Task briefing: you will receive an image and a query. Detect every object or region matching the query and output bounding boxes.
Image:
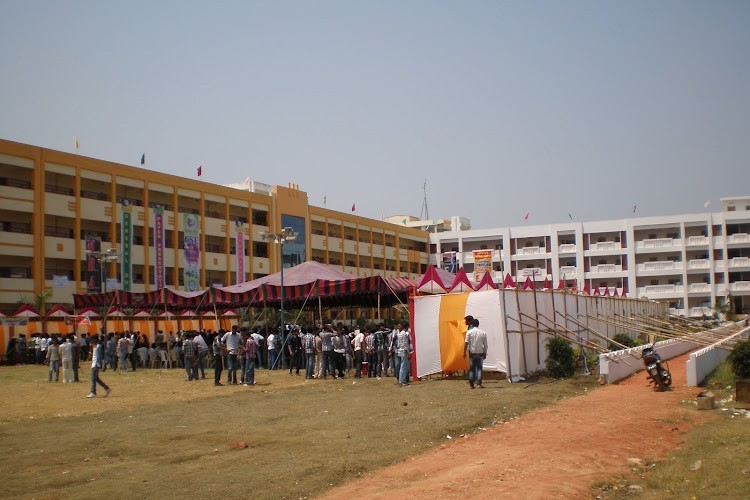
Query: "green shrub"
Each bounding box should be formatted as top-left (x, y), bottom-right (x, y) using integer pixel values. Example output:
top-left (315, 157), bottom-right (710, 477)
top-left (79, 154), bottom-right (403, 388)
top-left (608, 333), bottom-right (638, 351)
top-left (546, 337), bottom-right (575, 378)
top-left (729, 340), bottom-right (750, 380)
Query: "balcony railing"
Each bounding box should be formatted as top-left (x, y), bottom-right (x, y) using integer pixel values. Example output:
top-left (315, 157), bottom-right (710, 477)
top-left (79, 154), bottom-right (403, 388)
top-left (729, 281), bottom-right (750, 292)
top-left (728, 233), bottom-right (750, 244)
top-left (637, 261), bottom-right (683, 272)
top-left (518, 246), bottom-right (544, 255)
top-left (590, 264), bottom-right (621, 273)
top-left (590, 241), bottom-right (617, 251)
top-left (637, 238), bottom-right (676, 249)
top-left (687, 259), bottom-right (710, 270)
top-left (728, 257), bottom-right (750, 269)
top-left (638, 284), bottom-right (685, 296)
top-left (686, 236), bottom-right (709, 246)
top-left (689, 307), bottom-right (711, 317)
top-left (519, 267), bottom-right (545, 277)
top-left (558, 244), bottom-right (577, 254)
top-left (688, 283), bottom-right (711, 293)
top-left (560, 265), bottom-right (577, 276)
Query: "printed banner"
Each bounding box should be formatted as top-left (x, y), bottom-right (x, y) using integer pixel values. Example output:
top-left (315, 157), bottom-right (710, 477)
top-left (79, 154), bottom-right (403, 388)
top-left (85, 235), bottom-right (102, 293)
top-left (235, 221), bottom-right (245, 284)
top-left (442, 251), bottom-right (458, 274)
top-left (153, 206), bottom-right (165, 290)
top-left (472, 249), bottom-right (493, 282)
top-left (183, 213), bottom-right (201, 292)
top-left (121, 202), bottom-right (133, 291)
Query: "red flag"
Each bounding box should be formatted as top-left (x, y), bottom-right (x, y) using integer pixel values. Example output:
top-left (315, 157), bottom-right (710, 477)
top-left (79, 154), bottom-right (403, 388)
top-left (603, 286), bottom-right (611, 297)
top-left (522, 276), bottom-right (534, 290)
top-left (542, 277), bottom-right (551, 290)
top-left (351, 203), bottom-right (356, 212)
top-left (197, 165), bottom-right (202, 176)
top-left (524, 212), bottom-right (529, 220)
top-left (582, 282), bottom-right (591, 295)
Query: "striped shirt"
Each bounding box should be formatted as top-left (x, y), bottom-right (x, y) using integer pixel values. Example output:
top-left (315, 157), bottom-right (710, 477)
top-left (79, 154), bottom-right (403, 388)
top-left (183, 340), bottom-right (197, 359)
top-left (395, 330), bottom-right (411, 355)
top-left (364, 334), bottom-right (375, 352)
top-left (302, 333), bottom-right (315, 354)
top-left (244, 338), bottom-right (258, 360)
top-left (319, 331), bottom-right (334, 351)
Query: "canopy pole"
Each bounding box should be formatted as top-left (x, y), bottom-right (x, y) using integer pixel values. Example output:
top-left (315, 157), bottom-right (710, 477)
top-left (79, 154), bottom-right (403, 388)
top-left (514, 286), bottom-right (528, 375)
top-left (500, 288), bottom-right (513, 382)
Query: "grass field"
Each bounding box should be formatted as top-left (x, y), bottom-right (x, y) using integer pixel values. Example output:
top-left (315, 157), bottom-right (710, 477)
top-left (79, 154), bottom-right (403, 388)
top-left (593, 362), bottom-right (750, 499)
top-left (0, 364), bottom-right (599, 499)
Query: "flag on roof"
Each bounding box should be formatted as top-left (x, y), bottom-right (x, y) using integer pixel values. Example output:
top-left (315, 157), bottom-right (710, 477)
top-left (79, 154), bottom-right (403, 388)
top-left (351, 203), bottom-right (356, 212)
top-left (141, 153), bottom-right (145, 165)
top-left (197, 165), bottom-right (202, 177)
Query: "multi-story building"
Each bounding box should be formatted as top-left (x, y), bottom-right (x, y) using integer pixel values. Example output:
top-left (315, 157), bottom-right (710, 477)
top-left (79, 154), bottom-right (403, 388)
top-left (430, 198), bottom-right (750, 316)
top-left (0, 139), bottom-right (429, 314)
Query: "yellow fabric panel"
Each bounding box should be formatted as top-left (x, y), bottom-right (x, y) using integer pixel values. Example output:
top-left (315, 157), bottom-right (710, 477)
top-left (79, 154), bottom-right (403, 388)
top-left (0, 325), bottom-right (7, 355)
top-left (202, 318), bottom-right (217, 331)
top-left (438, 293), bottom-right (470, 371)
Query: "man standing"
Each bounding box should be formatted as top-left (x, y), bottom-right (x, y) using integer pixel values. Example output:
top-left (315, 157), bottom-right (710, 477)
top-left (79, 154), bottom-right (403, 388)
top-left (352, 328), bottom-right (365, 378)
top-left (86, 335), bottom-right (111, 398)
top-left (251, 329), bottom-right (265, 369)
top-left (242, 333), bottom-right (258, 386)
top-left (60, 336), bottom-right (74, 383)
top-left (117, 333), bottom-right (130, 372)
top-left (313, 328), bottom-right (323, 379)
top-left (331, 329), bottom-right (347, 379)
top-left (221, 325), bottom-right (242, 383)
top-left (395, 322), bottom-right (413, 386)
top-left (463, 317), bottom-right (488, 389)
top-left (364, 328), bottom-right (376, 378)
top-left (287, 327), bottom-right (302, 376)
top-left (183, 333), bottom-right (198, 381)
top-left (193, 331), bottom-right (209, 380)
top-left (301, 327), bottom-right (316, 379)
top-left (267, 329), bottom-right (278, 371)
top-left (212, 332), bottom-right (224, 386)
top-left (319, 324), bottom-right (335, 379)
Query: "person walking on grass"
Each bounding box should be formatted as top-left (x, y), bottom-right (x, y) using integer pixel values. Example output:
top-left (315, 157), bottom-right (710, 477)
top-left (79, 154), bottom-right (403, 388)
top-left (87, 336), bottom-right (111, 398)
top-left (212, 332), bottom-right (225, 386)
top-left (222, 325), bottom-right (242, 383)
top-left (46, 338), bottom-right (60, 382)
top-left (463, 317), bottom-right (488, 389)
top-left (395, 322), bottom-right (413, 386)
top-left (60, 336), bottom-right (74, 383)
top-left (243, 333), bottom-right (258, 386)
top-left (183, 333), bottom-right (198, 381)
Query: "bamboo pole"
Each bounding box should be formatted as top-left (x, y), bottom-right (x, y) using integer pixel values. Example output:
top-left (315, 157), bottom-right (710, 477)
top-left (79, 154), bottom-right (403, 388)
top-left (514, 286), bottom-right (528, 375)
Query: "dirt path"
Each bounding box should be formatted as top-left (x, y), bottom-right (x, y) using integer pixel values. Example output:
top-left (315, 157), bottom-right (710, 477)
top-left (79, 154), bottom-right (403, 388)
top-left (324, 353), bottom-right (711, 499)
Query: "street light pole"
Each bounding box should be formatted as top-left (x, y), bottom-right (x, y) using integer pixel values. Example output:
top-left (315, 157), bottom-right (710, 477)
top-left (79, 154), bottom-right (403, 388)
top-left (86, 247), bottom-right (119, 334)
top-left (260, 227), bottom-right (298, 369)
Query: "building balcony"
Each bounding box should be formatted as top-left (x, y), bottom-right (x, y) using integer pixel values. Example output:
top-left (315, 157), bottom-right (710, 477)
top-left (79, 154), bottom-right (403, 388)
top-left (688, 283), bottom-right (711, 293)
top-left (686, 236), bottom-right (710, 246)
top-left (636, 238), bottom-right (680, 251)
top-left (689, 307), bottom-right (712, 317)
top-left (558, 244), bottom-right (577, 254)
top-left (517, 246), bottom-right (544, 256)
top-left (728, 256), bottom-right (750, 269)
top-left (669, 308), bottom-right (687, 316)
top-left (637, 284), bottom-right (685, 297)
top-left (589, 264), bottom-right (622, 274)
top-left (728, 233), bottom-right (750, 245)
top-left (636, 261), bottom-right (683, 273)
top-left (518, 267), bottom-right (545, 277)
top-left (687, 259), bottom-right (710, 270)
top-left (462, 249), bottom-right (502, 264)
top-left (589, 241), bottom-right (618, 251)
top-left (559, 265), bottom-right (577, 277)
top-left (729, 281), bottom-right (750, 293)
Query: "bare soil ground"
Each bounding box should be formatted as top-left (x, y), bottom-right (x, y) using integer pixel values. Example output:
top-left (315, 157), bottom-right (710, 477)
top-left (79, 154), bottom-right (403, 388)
top-left (324, 353), bottom-right (710, 499)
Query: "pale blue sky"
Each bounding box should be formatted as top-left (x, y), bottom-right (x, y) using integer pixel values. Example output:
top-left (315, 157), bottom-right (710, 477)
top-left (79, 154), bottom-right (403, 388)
top-left (1, 1), bottom-right (749, 228)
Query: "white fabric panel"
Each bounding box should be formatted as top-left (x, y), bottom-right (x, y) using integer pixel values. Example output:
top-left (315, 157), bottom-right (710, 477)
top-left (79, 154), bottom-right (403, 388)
top-left (500, 290), bottom-right (525, 377)
top-left (517, 291), bottom-right (539, 371)
top-left (413, 295), bottom-right (443, 378)
top-left (466, 290), bottom-right (506, 373)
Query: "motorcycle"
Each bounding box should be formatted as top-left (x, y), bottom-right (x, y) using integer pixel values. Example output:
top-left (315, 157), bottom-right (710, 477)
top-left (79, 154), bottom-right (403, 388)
top-left (641, 344), bottom-right (672, 391)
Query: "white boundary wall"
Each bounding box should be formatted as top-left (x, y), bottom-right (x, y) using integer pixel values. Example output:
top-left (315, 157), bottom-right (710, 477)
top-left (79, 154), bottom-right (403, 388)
top-left (686, 326), bottom-right (750, 386)
top-left (599, 323), bottom-right (745, 384)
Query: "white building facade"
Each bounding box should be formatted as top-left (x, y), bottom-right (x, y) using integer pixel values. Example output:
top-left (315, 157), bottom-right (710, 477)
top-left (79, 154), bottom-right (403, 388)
top-left (430, 197), bottom-right (750, 317)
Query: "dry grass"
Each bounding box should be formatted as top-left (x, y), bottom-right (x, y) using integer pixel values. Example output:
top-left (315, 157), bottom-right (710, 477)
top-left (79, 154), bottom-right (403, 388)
top-left (0, 365), bottom-right (599, 499)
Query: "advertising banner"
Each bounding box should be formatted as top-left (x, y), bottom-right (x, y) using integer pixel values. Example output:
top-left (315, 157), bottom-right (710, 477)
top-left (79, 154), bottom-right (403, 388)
top-left (472, 249), bottom-right (493, 282)
top-left (85, 235), bottom-right (101, 293)
top-left (235, 221), bottom-right (245, 284)
top-left (153, 206), bottom-right (165, 290)
top-left (442, 251), bottom-right (458, 274)
top-left (121, 202), bottom-right (133, 291)
top-left (183, 213), bottom-right (201, 292)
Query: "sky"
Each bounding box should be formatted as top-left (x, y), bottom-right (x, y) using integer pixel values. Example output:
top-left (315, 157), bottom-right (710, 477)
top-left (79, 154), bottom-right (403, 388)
top-left (1, 1), bottom-right (749, 229)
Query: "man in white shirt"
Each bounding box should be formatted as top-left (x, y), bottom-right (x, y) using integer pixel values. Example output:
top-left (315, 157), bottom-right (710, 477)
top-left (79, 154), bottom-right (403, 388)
top-left (351, 329), bottom-right (365, 378)
top-left (60, 336), bottom-right (74, 383)
top-left (463, 317), bottom-right (488, 389)
top-left (267, 331), bottom-right (278, 370)
top-left (87, 336), bottom-right (111, 398)
top-left (221, 326), bottom-right (242, 384)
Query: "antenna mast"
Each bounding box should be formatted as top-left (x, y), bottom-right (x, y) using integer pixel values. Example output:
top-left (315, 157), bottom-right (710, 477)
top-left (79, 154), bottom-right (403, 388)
top-left (419, 179), bottom-right (429, 221)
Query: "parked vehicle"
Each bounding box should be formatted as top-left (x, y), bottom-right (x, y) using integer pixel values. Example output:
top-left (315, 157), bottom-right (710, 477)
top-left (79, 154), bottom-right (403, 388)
top-left (641, 345), bottom-right (672, 391)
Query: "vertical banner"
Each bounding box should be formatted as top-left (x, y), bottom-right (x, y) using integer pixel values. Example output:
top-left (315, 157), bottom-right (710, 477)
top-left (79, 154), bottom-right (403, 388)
top-left (235, 221), bottom-right (245, 284)
top-left (85, 236), bottom-right (102, 293)
top-left (153, 206), bottom-right (165, 290)
top-left (442, 251), bottom-right (457, 273)
top-left (183, 213), bottom-right (201, 292)
top-left (473, 249), bottom-right (493, 282)
top-left (120, 201), bottom-right (133, 291)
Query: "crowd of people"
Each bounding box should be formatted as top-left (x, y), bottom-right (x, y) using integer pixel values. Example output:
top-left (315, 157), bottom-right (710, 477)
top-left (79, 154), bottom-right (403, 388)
top-left (6, 316), bottom-right (492, 395)
top-left (4, 321), bottom-right (419, 390)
